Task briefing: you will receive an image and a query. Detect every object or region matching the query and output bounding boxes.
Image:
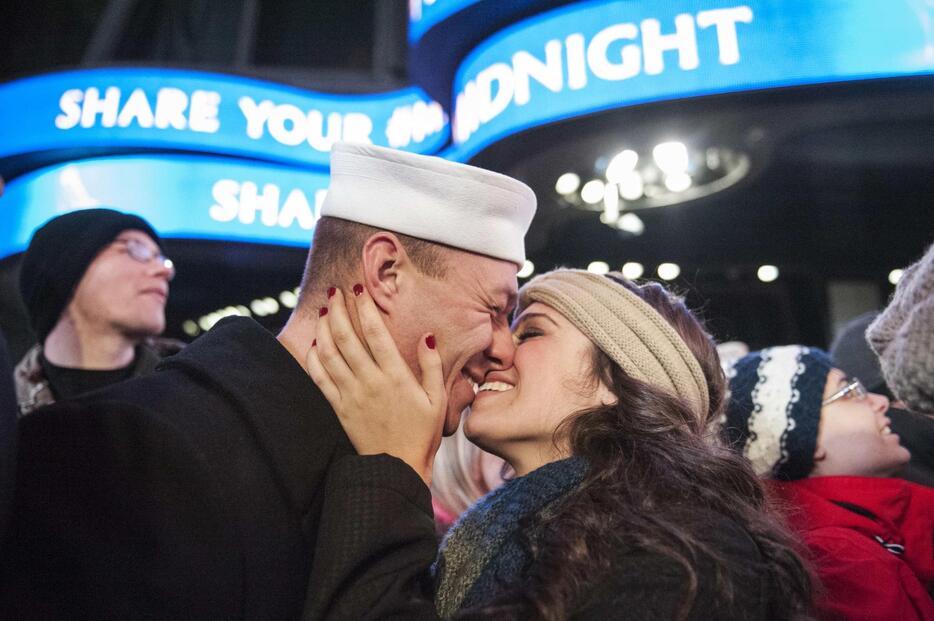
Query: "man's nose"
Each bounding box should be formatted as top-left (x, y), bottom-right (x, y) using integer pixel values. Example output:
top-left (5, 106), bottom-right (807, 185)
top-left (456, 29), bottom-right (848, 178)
top-left (151, 258), bottom-right (175, 282)
top-left (484, 322), bottom-right (516, 371)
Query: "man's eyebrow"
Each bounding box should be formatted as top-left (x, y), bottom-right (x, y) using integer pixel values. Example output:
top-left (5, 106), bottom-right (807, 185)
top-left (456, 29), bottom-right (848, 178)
top-left (489, 288), bottom-right (517, 313)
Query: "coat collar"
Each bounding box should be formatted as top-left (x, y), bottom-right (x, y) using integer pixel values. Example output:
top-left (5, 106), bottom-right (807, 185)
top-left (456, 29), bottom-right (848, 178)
top-left (15, 340), bottom-right (180, 417)
top-left (160, 316), bottom-right (353, 521)
top-left (13, 345), bottom-right (53, 416)
top-left (771, 476), bottom-right (912, 531)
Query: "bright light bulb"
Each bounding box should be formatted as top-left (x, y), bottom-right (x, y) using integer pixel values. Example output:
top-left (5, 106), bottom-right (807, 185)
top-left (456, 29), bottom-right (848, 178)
top-left (888, 269), bottom-right (904, 285)
top-left (517, 260), bottom-right (535, 279)
top-left (663, 172), bottom-right (692, 192)
top-left (603, 184), bottom-right (620, 221)
top-left (588, 261), bottom-right (610, 275)
top-left (580, 179), bottom-right (605, 204)
top-left (618, 171), bottom-right (644, 200)
top-left (621, 262), bottom-right (644, 279)
top-left (280, 290), bottom-right (298, 308)
top-left (657, 262), bottom-right (681, 280)
top-left (617, 213), bottom-right (645, 235)
top-left (199, 313), bottom-right (221, 332)
top-left (182, 320), bottom-right (200, 337)
top-left (250, 299), bottom-right (267, 316)
top-left (757, 265), bottom-right (779, 282)
top-left (263, 297), bottom-right (280, 314)
top-left (653, 141), bottom-right (689, 174)
top-left (555, 172), bottom-right (580, 195)
top-left (605, 149), bottom-right (639, 182)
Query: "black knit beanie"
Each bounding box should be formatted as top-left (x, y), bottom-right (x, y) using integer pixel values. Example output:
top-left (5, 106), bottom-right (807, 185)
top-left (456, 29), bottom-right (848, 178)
top-left (723, 345), bottom-right (833, 481)
top-left (830, 311), bottom-right (888, 396)
top-left (19, 208), bottom-right (163, 344)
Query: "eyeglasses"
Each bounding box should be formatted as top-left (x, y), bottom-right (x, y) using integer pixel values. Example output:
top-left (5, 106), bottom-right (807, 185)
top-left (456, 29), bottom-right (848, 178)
top-left (822, 377), bottom-right (868, 406)
top-left (113, 238), bottom-right (176, 281)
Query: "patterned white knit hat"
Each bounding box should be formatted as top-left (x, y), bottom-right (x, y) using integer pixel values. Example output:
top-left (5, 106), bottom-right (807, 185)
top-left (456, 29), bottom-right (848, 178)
top-left (723, 345), bottom-right (832, 480)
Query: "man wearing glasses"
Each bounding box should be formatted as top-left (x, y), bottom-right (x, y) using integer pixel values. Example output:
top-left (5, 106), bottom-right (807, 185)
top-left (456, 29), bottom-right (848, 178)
top-left (13, 208), bottom-right (180, 416)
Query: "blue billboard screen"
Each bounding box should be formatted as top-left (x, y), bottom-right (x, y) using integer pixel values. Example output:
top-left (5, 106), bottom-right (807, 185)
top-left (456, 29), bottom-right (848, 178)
top-left (0, 68), bottom-right (449, 170)
top-left (0, 155), bottom-right (331, 259)
top-left (451, 0), bottom-right (934, 160)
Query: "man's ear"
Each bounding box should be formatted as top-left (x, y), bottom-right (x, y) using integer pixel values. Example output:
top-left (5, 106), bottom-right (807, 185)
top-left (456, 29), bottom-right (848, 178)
top-left (813, 445), bottom-right (827, 462)
top-left (361, 232), bottom-right (412, 313)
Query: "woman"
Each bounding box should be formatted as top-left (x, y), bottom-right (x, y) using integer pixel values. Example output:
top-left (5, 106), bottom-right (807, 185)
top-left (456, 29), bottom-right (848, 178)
top-left (724, 345), bottom-right (934, 620)
top-left (310, 269), bottom-right (813, 620)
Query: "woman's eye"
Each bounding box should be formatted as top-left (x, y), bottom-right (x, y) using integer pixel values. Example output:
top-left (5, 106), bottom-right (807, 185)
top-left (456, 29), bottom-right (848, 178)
top-left (516, 329), bottom-right (542, 342)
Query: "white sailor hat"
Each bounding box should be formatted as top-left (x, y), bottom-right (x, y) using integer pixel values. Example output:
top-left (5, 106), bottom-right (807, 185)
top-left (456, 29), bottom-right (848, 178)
top-left (320, 143), bottom-right (537, 267)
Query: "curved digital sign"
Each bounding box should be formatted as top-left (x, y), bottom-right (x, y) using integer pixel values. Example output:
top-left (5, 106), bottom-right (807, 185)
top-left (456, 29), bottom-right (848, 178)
top-left (0, 68), bottom-right (448, 171)
top-left (451, 0), bottom-right (934, 160)
top-left (0, 155), bottom-right (331, 259)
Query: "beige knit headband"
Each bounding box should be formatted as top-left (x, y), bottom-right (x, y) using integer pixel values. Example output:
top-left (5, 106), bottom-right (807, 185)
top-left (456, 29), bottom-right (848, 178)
top-left (518, 269), bottom-right (709, 417)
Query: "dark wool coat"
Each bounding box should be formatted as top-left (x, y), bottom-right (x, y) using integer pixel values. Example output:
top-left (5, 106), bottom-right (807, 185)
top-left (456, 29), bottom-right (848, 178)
top-left (0, 317), bottom-right (438, 621)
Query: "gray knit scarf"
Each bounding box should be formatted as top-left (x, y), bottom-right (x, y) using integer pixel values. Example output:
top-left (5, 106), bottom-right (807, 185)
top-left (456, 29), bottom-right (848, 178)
top-left (433, 457), bottom-right (588, 618)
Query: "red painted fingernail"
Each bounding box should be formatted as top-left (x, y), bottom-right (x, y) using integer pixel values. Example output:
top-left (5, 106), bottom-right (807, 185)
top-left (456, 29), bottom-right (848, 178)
top-left (312, 339), bottom-right (316, 347)
top-left (426, 335), bottom-right (436, 350)
top-left (353, 283), bottom-right (364, 296)
top-left (319, 307), bottom-right (328, 317)
top-left (327, 286), bottom-right (336, 298)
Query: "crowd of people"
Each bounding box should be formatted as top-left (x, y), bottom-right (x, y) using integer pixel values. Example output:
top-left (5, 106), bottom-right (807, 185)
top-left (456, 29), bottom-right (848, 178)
top-left (0, 142), bottom-right (931, 620)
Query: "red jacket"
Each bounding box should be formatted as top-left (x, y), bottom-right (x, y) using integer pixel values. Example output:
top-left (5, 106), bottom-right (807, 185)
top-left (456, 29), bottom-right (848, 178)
top-left (769, 476), bottom-right (934, 621)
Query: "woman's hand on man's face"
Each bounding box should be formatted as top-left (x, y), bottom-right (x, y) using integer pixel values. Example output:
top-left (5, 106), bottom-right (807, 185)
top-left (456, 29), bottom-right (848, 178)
top-left (306, 284), bottom-right (447, 486)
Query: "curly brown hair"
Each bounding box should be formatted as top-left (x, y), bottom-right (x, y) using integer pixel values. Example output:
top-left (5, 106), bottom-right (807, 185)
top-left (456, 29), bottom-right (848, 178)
top-left (465, 276), bottom-right (814, 620)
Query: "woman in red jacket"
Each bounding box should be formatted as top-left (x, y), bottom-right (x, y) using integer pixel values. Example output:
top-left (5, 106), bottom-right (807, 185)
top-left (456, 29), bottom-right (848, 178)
top-left (724, 345), bottom-right (934, 620)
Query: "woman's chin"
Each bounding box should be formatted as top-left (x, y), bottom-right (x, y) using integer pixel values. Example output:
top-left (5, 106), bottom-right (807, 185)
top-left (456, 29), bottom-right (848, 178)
top-left (463, 411), bottom-right (500, 449)
top-left (468, 391), bottom-right (508, 417)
